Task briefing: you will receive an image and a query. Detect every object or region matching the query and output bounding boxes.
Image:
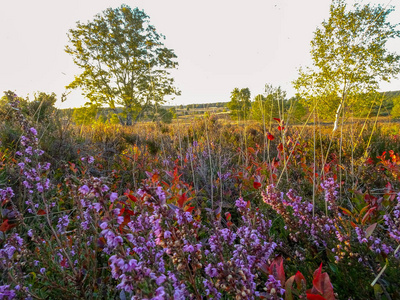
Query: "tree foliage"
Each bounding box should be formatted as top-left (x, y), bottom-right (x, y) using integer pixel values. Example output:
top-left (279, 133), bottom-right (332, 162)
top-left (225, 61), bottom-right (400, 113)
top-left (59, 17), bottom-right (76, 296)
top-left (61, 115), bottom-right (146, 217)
top-left (72, 104), bottom-right (100, 125)
top-left (293, 0), bottom-right (400, 123)
top-left (0, 91), bottom-right (57, 124)
top-left (65, 5), bottom-right (179, 125)
top-left (391, 94), bottom-right (400, 118)
top-left (227, 87), bottom-right (251, 120)
top-left (250, 84), bottom-right (287, 122)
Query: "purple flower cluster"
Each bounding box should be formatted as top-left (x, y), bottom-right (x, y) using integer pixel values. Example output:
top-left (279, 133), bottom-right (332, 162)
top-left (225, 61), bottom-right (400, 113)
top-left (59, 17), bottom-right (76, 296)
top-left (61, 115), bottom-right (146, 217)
top-left (56, 215), bottom-right (70, 233)
top-left (80, 156), bottom-right (95, 164)
top-left (0, 285), bottom-right (16, 299)
top-left (321, 177), bottom-right (339, 211)
top-left (203, 198), bottom-right (277, 299)
top-left (383, 193), bottom-right (400, 244)
top-left (255, 274), bottom-right (285, 299)
top-left (0, 187), bottom-right (14, 201)
top-left (13, 122), bottom-right (53, 217)
top-left (0, 233), bottom-right (23, 266)
top-left (262, 183), bottom-right (338, 248)
top-left (100, 186), bottom-right (195, 298)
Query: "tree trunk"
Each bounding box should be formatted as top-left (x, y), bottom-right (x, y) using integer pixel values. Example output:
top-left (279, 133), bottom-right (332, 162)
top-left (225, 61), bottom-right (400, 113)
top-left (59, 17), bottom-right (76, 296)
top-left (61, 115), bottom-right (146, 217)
top-left (126, 113), bottom-right (133, 126)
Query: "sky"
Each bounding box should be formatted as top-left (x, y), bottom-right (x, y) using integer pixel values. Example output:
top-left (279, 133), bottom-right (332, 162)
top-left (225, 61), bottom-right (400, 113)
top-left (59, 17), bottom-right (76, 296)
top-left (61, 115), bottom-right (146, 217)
top-left (0, 0), bottom-right (399, 109)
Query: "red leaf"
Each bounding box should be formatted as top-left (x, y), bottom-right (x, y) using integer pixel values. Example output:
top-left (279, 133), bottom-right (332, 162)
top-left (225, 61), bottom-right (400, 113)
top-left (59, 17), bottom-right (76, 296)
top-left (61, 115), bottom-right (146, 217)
top-left (0, 219), bottom-right (11, 232)
top-left (68, 162), bottom-right (77, 173)
top-left (253, 181), bottom-right (262, 189)
top-left (60, 257), bottom-right (68, 268)
top-left (185, 206), bottom-right (195, 213)
top-left (225, 212), bottom-right (232, 221)
top-left (278, 126), bottom-right (285, 131)
top-left (294, 271), bottom-right (306, 290)
top-left (119, 214), bottom-right (131, 232)
top-left (366, 157), bottom-right (374, 165)
top-left (338, 206), bottom-right (353, 217)
top-left (177, 192), bottom-right (188, 208)
top-left (268, 256), bottom-right (285, 285)
top-left (124, 209), bottom-right (134, 216)
top-left (273, 118), bottom-right (281, 123)
top-left (37, 209), bottom-right (46, 215)
top-left (119, 207), bottom-right (125, 215)
top-left (267, 133), bottom-right (275, 141)
top-left (313, 263), bottom-right (323, 292)
top-left (361, 207), bottom-right (377, 225)
top-left (312, 264), bottom-right (335, 300)
top-left (124, 190), bottom-right (138, 202)
top-left (307, 294), bottom-right (327, 300)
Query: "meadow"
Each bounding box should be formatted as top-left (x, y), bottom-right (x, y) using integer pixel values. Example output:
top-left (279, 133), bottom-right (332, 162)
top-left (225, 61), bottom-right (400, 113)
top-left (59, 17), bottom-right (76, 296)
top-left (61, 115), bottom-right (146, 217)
top-left (1, 93), bottom-right (400, 299)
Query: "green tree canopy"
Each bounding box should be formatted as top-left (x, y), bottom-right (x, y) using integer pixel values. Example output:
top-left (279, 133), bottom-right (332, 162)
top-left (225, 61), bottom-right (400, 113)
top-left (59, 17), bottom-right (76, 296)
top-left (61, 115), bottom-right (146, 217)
top-left (250, 84), bottom-right (287, 122)
top-left (65, 5), bottom-right (179, 125)
top-left (72, 104), bottom-right (100, 125)
top-left (391, 93), bottom-right (400, 118)
top-left (227, 87), bottom-right (251, 120)
top-left (293, 0), bottom-right (400, 126)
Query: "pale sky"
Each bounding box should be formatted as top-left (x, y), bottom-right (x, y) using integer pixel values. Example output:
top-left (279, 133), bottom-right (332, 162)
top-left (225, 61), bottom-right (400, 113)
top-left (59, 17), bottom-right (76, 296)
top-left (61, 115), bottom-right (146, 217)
top-left (0, 0), bottom-right (399, 109)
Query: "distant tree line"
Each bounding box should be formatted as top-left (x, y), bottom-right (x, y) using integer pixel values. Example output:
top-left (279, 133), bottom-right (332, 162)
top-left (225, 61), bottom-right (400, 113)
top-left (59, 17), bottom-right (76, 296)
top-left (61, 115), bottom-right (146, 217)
top-left (225, 85), bottom-right (400, 123)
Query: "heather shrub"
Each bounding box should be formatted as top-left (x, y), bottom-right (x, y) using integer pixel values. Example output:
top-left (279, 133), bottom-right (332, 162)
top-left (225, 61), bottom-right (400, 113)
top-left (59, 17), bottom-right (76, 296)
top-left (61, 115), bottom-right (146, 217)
top-left (1, 94), bottom-right (400, 299)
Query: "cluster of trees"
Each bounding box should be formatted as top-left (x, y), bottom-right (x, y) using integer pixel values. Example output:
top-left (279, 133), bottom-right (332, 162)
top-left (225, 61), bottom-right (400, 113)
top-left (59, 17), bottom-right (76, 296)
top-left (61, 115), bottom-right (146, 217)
top-left (294, 0), bottom-right (399, 126)
top-left (62, 1), bottom-right (399, 126)
top-left (71, 103), bottom-right (177, 125)
top-left (4, 0), bottom-right (400, 127)
top-left (225, 85), bottom-right (307, 123)
top-left (226, 85), bottom-right (400, 123)
top-left (226, 0), bottom-right (400, 124)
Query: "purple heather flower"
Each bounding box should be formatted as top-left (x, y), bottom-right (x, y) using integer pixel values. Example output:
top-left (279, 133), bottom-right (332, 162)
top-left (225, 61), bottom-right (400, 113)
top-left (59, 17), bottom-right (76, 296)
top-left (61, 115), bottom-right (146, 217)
top-left (92, 203), bottom-right (101, 212)
top-left (25, 146), bottom-right (33, 155)
top-left (79, 185), bottom-right (90, 195)
top-left (110, 192), bottom-right (118, 203)
top-left (155, 274), bottom-right (166, 285)
top-left (56, 215), bottom-right (70, 233)
top-left (0, 285), bottom-right (16, 299)
top-left (155, 186), bottom-right (166, 203)
top-left (29, 127), bottom-right (37, 136)
top-left (36, 183), bottom-right (44, 193)
top-left (35, 149), bottom-right (44, 156)
top-left (183, 244), bottom-right (195, 252)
